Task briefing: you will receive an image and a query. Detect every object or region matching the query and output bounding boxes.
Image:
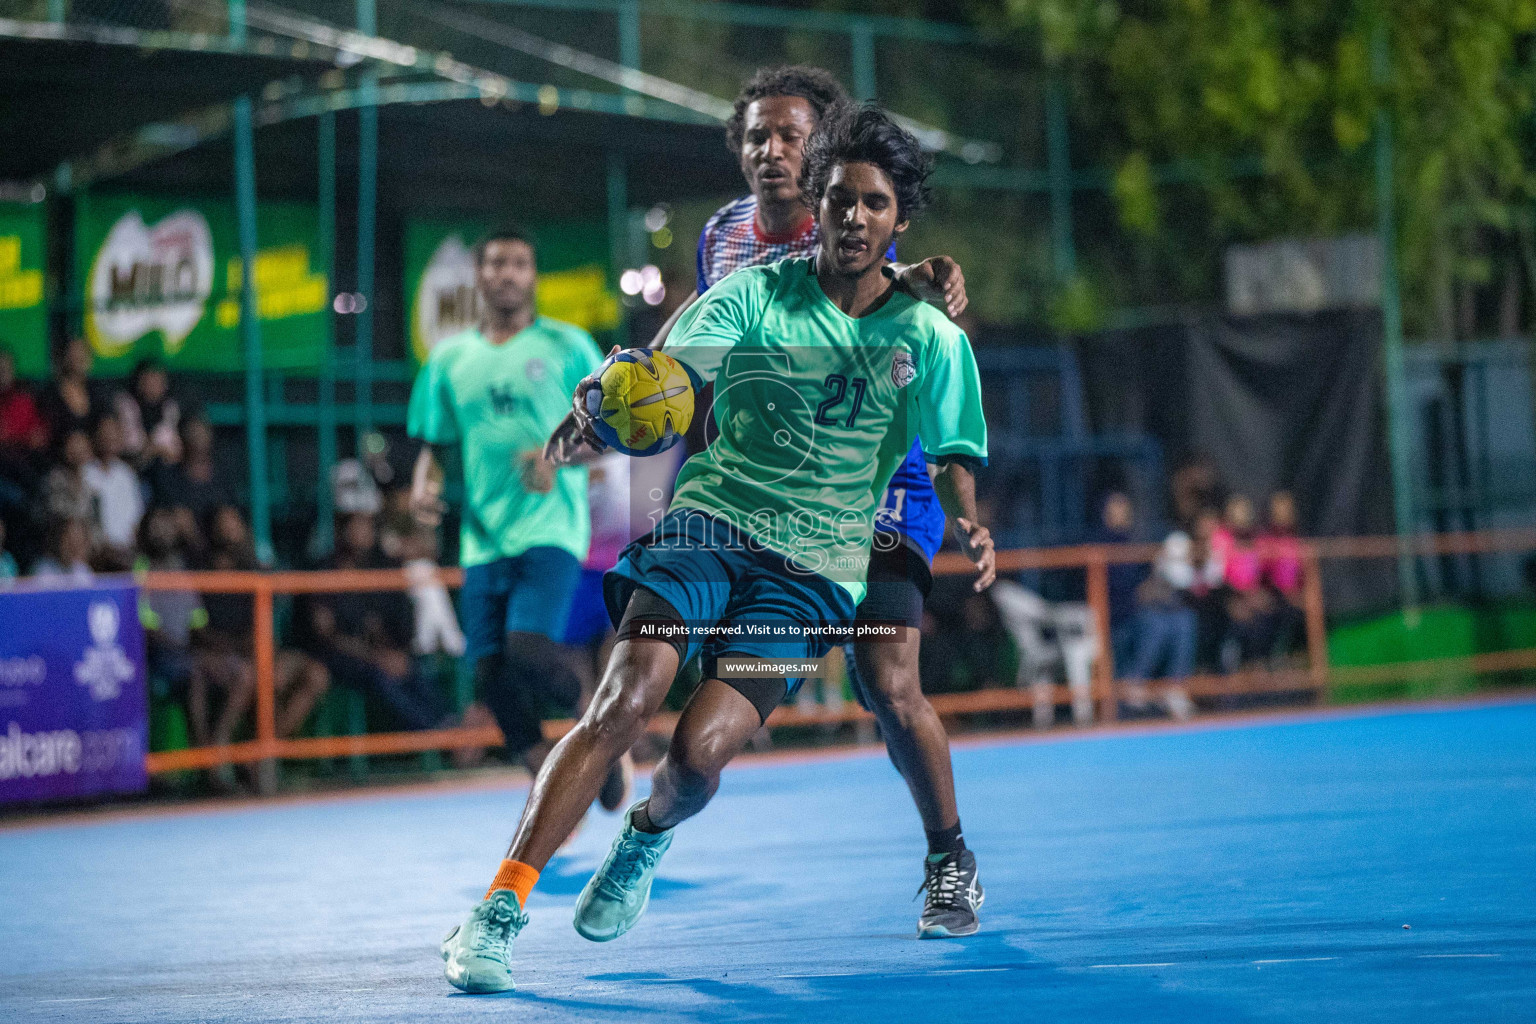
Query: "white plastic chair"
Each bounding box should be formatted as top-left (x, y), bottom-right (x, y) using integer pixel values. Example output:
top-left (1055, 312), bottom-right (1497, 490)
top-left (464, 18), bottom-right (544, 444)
top-left (989, 580), bottom-right (1098, 728)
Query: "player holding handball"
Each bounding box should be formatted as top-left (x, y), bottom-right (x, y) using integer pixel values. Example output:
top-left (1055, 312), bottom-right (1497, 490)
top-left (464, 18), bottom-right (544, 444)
top-left (441, 104), bottom-right (992, 993)
top-left (556, 64), bottom-right (991, 938)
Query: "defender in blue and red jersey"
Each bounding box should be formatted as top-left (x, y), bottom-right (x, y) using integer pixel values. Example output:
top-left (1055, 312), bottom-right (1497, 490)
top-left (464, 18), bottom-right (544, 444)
top-left (640, 66), bottom-right (989, 939)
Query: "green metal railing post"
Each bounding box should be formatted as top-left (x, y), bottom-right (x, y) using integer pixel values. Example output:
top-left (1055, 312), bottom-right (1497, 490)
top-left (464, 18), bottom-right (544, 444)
top-left (228, 0), bottom-right (246, 44)
top-left (1372, 20), bottom-right (1419, 611)
top-left (851, 22), bottom-right (877, 101)
top-left (233, 95), bottom-right (273, 564)
top-left (1045, 75), bottom-right (1076, 283)
top-left (48, 0), bottom-right (67, 24)
top-left (317, 110), bottom-right (338, 556)
top-left (356, 0), bottom-right (378, 444)
top-left (618, 0), bottom-right (641, 82)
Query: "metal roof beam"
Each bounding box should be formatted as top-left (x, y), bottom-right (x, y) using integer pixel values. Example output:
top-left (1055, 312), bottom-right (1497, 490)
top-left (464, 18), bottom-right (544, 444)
top-left (52, 72), bottom-right (717, 192)
top-left (458, 0), bottom-right (984, 44)
top-left (400, 0), bottom-right (1001, 161)
top-left (0, 13), bottom-right (344, 62)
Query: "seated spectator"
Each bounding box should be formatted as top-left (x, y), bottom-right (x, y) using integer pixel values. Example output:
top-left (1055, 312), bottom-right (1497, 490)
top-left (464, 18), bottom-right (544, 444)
top-left (1171, 453), bottom-right (1224, 530)
top-left (38, 427), bottom-right (99, 544)
top-left (1213, 493), bottom-right (1286, 666)
top-left (295, 511), bottom-right (449, 732)
top-left (163, 503), bottom-right (250, 761)
top-left (137, 506), bottom-right (210, 728)
top-left (152, 417), bottom-right (230, 558)
top-left (331, 458), bottom-right (383, 519)
top-left (376, 486), bottom-right (415, 562)
top-left (189, 505), bottom-right (330, 761)
top-left (1094, 491), bottom-right (1145, 635)
top-left (1258, 490), bottom-right (1307, 651)
top-left (30, 516), bottom-right (93, 586)
top-left (83, 411), bottom-right (144, 568)
top-left (36, 338), bottom-right (101, 448)
top-left (1097, 491), bottom-right (1196, 720)
top-left (0, 346), bottom-right (47, 476)
top-left (115, 358), bottom-right (182, 472)
top-left (1260, 491), bottom-right (1303, 598)
top-left (1162, 507), bottom-right (1227, 672)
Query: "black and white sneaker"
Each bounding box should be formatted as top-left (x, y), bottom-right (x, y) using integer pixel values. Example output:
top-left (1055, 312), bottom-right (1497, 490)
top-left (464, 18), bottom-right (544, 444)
top-left (916, 849), bottom-right (984, 938)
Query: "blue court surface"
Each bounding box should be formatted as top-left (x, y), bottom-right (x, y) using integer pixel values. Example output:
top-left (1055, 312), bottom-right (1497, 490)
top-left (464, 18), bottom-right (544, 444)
top-left (2, 700), bottom-right (1533, 1023)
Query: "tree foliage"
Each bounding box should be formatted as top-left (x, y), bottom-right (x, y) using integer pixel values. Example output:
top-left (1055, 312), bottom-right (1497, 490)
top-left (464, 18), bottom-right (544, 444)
top-left (985, 0), bottom-right (1536, 338)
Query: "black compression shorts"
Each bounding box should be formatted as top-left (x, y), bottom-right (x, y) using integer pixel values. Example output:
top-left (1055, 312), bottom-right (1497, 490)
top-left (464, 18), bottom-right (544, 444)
top-left (854, 540), bottom-right (933, 630)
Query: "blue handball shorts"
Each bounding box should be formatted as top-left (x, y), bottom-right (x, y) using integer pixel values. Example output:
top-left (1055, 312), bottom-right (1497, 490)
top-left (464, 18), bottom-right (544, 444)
top-left (460, 547), bottom-right (582, 661)
top-left (603, 508), bottom-right (858, 712)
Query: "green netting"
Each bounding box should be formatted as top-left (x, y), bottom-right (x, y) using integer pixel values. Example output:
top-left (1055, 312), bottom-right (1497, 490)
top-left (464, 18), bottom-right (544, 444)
top-left (875, 36), bottom-right (1044, 170)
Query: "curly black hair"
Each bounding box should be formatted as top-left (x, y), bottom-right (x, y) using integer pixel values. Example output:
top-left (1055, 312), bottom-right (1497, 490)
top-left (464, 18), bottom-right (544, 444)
top-left (799, 103), bottom-right (933, 223)
top-left (724, 65), bottom-right (850, 154)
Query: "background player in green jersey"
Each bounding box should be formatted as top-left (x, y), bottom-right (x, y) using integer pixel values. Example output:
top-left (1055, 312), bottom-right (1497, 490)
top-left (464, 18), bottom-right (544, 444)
top-left (441, 106), bottom-right (993, 994)
top-left (407, 227), bottom-right (631, 808)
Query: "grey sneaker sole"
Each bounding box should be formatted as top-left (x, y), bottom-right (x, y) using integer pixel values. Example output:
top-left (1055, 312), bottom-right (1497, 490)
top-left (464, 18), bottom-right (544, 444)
top-left (918, 920), bottom-right (980, 939)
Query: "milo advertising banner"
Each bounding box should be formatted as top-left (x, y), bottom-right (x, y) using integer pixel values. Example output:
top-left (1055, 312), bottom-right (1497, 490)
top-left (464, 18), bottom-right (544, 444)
top-left (404, 219), bottom-right (620, 363)
top-left (0, 202), bottom-right (48, 377)
top-left (76, 193), bottom-right (330, 372)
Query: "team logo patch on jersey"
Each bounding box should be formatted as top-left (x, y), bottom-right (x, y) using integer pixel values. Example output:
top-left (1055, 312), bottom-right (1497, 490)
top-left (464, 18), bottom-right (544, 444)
top-left (891, 351), bottom-right (917, 389)
top-left (525, 359), bottom-right (547, 382)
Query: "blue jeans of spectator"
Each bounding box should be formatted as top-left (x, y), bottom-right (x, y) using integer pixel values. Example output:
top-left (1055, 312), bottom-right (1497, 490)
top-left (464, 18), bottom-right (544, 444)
top-left (319, 648), bottom-right (446, 731)
top-left (1117, 605), bottom-right (1197, 682)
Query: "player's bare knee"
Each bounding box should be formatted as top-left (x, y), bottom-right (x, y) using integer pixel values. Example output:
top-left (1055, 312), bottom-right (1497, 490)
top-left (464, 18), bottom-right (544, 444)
top-left (580, 651), bottom-right (667, 749)
top-left (582, 685), bottom-right (650, 752)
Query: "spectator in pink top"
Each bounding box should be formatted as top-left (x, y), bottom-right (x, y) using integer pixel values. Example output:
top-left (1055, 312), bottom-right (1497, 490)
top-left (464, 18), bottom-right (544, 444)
top-left (1259, 491), bottom-right (1304, 600)
top-left (1215, 493), bottom-right (1282, 667)
top-left (1258, 491), bottom-right (1307, 661)
top-left (1212, 493), bottom-right (1263, 593)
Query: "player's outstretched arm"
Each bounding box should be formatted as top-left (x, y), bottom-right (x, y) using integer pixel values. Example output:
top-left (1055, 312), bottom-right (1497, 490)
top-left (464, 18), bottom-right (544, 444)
top-left (645, 289), bottom-right (700, 351)
top-left (410, 444), bottom-right (449, 528)
top-left (887, 257), bottom-right (967, 319)
top-left (933, 459), bottom-right (996, 592)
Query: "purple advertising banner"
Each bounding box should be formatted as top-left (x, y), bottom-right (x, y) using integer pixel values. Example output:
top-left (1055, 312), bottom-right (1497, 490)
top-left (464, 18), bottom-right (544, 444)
top-left (0, 581), bottom-right (148, 804)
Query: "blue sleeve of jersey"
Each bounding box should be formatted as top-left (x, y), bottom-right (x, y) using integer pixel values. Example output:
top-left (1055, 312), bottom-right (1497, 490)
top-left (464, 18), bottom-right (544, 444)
top-left (696, 228), bottom-right (712, 293)
top-left (874, 438), bottom-right (947, 564)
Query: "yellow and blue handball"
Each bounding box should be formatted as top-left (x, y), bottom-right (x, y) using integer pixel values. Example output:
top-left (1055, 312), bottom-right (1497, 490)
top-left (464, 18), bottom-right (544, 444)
top-left (585, 348), bottom-right (700, 456)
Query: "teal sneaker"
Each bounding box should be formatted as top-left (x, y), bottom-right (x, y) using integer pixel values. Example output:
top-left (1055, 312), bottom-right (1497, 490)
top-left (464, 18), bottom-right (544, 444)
top-left (573, 801), bottom-right (673, 942)
top-left (441, 889), bottom-right (528, 993)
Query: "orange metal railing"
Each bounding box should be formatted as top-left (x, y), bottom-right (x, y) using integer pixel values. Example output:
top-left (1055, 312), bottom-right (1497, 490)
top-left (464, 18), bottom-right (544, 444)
top-left (139, 528), bottom-right (1536, 775)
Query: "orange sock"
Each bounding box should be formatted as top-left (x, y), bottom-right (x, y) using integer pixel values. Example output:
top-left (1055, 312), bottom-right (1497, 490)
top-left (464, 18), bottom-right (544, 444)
top-left (486, 859), bottom-right (540, 907)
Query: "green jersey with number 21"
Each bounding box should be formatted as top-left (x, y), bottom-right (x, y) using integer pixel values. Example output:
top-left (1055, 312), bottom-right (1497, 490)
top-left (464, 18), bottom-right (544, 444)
top-left (665, 257), bottom-right (987, 602)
